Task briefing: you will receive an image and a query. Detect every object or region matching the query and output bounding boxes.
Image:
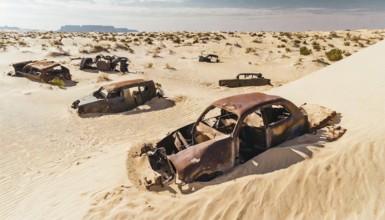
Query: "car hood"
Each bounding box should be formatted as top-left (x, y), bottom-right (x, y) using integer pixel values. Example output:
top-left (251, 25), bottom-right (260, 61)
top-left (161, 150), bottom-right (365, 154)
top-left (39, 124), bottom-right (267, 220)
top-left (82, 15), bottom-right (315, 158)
top-left (72, 93), bottom-right (102, 109)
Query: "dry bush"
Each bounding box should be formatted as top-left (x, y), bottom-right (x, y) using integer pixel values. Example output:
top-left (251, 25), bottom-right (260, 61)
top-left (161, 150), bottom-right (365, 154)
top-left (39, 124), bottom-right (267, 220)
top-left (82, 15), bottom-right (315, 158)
top-left (329, 31), bottom-right (339, 38)
top-left (151, 47), bottom-right (161, 58)
top-left (115, 43), bottom-right (129, 50)
top-left (252, 38), bottom-right (262, 43)
top-left (49, 77), bottom-right (65, 88)
top-left (47, 50), bottom-right (71, 57)
top-left (234, 42), bottom-right (242, 48)
top-left (51, 39), bottom-right (63, 46)
top-left (173, 37), bottom-right (182, 44)
top-left (171, 95), bottom-right (187, 103)
top-left (97, 73), bottom-right (112, 82)
top-left (325, 48), bottom-right (343, 61)
top-left (146, 63), bottom-right (153, 68)
top-left (0, 41), bottom-right (7, 51)
top-left (312, 41), bottom-right (321, 51)
top-left (300, 46), bottom-right (312, 55)
top-left (18, 40), bottom-right (28, 47)
top-left (164, 63), bottom-right (176, 70)
top-left (343, 51), bottom-right (351, 56)
top-left (86, 44), bottom-right (110, 53)
top-left (245, 47), bottom-right (256, 53)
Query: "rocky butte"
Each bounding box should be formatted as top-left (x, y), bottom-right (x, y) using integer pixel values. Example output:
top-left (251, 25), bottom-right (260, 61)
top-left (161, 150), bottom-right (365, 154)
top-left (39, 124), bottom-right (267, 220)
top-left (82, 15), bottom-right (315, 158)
top-left (58, 25), bottom-right (138, 33)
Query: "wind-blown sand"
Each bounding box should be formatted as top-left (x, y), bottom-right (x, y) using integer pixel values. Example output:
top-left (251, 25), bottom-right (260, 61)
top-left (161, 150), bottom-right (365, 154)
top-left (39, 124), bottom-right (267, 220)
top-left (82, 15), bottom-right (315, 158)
top-left (0, 30), bottom-right (384, 219)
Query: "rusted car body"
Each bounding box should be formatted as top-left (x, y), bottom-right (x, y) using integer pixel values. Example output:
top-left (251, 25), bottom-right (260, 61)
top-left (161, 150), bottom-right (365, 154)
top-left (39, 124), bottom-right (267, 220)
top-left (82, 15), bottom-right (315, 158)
top-left (80, 55), bottom-right (129, 72)
top-left (219, 73), bottom-right (271, 87)
top-left (199, 54), bottom-right (220, 63)
top-left (71, 79), bottom-right (160, 115)
top-left (142, 92), bottom-right (325, 185)
top-left (12, 60), bottom-right (71, 83)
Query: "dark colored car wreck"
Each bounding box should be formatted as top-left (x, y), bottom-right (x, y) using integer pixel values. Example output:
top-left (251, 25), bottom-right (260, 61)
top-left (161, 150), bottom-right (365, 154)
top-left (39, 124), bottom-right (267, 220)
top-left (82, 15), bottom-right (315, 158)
top-left (142, 92), bottom-right (338, 187)
top-left (11, 60), bottom-right (71, 83)
top-left (199, 54), bottom-right (220, 63)
top-left (71, 79), bottom-right (162, 115)
top-left (219, 73), bottom-right (271, 88)
top-left (80, 55), bottom-right (129, 72)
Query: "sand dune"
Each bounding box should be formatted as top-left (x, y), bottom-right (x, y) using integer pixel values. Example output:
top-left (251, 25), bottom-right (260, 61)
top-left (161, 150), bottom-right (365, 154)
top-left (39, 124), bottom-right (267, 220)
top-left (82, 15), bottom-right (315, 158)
top-left (1, 30), bottom-right (385, 219)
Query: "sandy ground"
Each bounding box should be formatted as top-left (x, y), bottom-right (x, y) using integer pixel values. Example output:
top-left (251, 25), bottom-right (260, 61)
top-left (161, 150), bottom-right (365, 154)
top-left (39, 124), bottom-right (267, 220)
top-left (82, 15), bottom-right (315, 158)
top-left (0, 29), bottom-right (385, 219)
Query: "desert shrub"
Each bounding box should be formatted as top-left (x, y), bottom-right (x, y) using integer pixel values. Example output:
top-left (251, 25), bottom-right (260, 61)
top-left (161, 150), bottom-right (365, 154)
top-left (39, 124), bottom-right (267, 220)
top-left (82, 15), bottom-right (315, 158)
top-left (146, 63), bottom-right (153, 68)
top-left (144, 37), bottom-right (153, 45)
top-left (97, 73), bottom-right (111, 82)
top-left (285, 48), bottom-right (291, 52)
top-left (164, 63), bottom-right (176, 70)
top-left (0, 41), bottom-right (7, 51)
top-left (234, 42), bottom-right (242, 48)
top-left (245, 47), bottom-right (256, 53)
top-left (293, 39), bottom-right (300, 48)
top-left (312, 41), bottom-right (320, 51)
top-left (49, 77), bottom-right (65, 87)
top-left (325, 48), bottom-right (343, 61)
top-left (329, 31), bottom-right (339, 38)
top-left (328, 43), bottom-right (335, 48)
top-left (90, 44), bottom-right (109, 53)
top-left (47, 50), bottom-right (70, 57)
top-left (343, 51), bottom-right (351, 56)
top-left (299, 46), bottom-right (312, 55)
top-left (51, 39), bottom-right (63, 46)
top-left (18, 40), bottom-right (28, 46)
top-left (115, 43), bottom-right (129, 50)
top-left (352, 35), bottom-right (361, 42)
top-left (344, 41), bottom-right (350, 46)
top-left (173, 37), bottom-right (181, 44)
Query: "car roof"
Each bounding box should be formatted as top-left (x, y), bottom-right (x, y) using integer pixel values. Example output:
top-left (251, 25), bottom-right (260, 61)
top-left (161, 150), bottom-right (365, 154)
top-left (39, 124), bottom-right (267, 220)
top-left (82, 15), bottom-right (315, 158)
top-left (27, 60), bottom-right (61, 70)
top-left (101, 79), bottom-right (149, 92)
top-left (212, 92), bottom-right (285, 117)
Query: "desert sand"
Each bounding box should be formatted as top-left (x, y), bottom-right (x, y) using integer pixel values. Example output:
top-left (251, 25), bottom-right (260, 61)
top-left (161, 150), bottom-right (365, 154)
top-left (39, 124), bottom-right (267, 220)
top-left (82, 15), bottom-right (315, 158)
top-left (0, 29), bottom-right (385, 219)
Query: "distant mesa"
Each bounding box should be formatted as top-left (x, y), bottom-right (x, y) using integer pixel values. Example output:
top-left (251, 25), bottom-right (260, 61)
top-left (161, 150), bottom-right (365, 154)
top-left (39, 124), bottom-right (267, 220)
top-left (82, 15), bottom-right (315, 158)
top-left (58, 25), bottom-right (138, 33)
top-left (0, 26), bottom-right (38, 32)
top-left (0, 26), bottom-right (20, 31)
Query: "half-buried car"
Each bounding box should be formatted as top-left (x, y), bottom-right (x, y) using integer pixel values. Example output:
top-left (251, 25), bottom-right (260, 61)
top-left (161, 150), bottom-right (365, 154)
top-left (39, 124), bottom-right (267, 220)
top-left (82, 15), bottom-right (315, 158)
top-left (141, 92), bottom-right (340, 186)
top-left (11, 60), bottom-right (71, 83)
top-left (71, 79), bottom-right (162, 115)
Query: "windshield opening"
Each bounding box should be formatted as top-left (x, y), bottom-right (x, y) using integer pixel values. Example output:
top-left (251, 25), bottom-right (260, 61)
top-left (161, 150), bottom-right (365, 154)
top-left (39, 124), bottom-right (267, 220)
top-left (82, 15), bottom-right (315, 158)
top-left (200, 106), bottom-right (238, 135)
top-left (93, 88), bottom-right (108, 99)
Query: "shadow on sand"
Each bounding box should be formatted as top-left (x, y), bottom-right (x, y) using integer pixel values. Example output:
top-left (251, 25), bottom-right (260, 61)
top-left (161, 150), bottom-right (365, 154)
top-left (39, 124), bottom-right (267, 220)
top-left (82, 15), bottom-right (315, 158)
top-left (146, 119), bottom-right (343, 194)
top-left (79, 97), bottom-right (175, 118)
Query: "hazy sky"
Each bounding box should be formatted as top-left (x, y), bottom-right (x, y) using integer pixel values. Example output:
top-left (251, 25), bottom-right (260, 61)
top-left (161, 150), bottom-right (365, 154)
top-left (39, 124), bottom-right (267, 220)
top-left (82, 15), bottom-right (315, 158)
top-left (1, 0), bottom-right (385, 31)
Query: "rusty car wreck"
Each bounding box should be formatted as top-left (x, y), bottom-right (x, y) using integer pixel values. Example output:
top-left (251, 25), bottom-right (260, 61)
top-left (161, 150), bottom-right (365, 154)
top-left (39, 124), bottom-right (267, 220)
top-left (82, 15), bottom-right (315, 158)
top-left (199, 54), bottom-right (220, 63)
top-left (79, 55), bottom-right (129, 72)
top-left (219, 73), bottom-right (271, 88)
top-left (141, 92), bottom-right (339, 187)
top-left (71, 79), bottom-right (162, 115)
top-left (11, 60), bottom-right (72, 83)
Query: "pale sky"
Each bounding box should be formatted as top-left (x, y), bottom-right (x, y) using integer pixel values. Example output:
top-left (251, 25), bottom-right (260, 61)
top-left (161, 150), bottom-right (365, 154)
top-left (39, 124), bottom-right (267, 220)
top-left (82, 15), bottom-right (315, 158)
top-left (1, 0), bottom-right (385, 31)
